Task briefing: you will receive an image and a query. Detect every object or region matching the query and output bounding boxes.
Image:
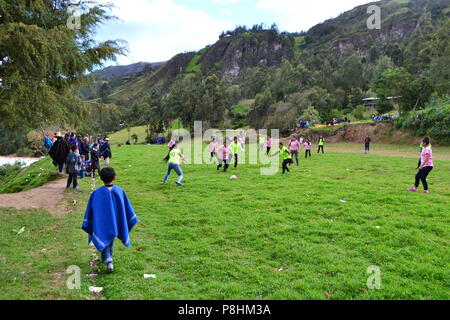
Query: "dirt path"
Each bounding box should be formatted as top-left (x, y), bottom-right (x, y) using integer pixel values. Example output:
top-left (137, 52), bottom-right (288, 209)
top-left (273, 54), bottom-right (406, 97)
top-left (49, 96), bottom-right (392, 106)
top-left (0, 178), bottom-right (69, 214)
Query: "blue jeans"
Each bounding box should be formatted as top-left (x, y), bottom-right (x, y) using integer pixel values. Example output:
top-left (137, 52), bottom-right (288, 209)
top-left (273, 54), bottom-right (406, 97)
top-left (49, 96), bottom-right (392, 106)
top-left (101, 242), bottom-right (114, 265)
top-left (163, 163), bottom-right (184, 184)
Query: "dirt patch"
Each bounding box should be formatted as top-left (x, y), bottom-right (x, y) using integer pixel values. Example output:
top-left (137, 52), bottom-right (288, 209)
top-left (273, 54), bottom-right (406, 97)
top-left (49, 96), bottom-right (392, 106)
top-left (0, 178), bottom-right (70, 214)
top-left (295, 122), bottom-right (427, 145)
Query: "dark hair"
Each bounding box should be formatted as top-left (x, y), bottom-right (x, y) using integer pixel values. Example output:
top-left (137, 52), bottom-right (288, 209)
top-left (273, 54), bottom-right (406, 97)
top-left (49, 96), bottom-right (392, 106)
top-left (423, 137), bottom-right (430, 145)
top-left (163, 145), bottom-right (176, 163)
top-left (70, 133), bottom-right (75, 138)
top-left (93, 143), bottom-right (98, 148)
top-left (70, 144), bottom-right (78, 152)
top-left (100, 167), bottom-right (116, 184)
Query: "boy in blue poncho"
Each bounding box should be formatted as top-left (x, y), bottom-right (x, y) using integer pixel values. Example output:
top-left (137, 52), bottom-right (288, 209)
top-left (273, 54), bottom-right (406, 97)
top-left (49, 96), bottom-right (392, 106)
top-left (82, 167), bottom-right (139, 273)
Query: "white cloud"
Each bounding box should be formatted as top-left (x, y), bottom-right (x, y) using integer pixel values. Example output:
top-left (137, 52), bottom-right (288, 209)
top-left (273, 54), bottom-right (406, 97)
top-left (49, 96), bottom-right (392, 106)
top-left (99, 0), bottom-right (234, 64)
top-left (256, 0), bottom-right (373, 32)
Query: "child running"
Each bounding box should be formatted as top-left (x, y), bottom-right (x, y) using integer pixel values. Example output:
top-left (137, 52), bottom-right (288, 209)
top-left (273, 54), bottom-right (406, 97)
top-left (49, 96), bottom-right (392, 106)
top-left (409, 137), bottom-right (434, 194)
top-left (209, 137), bottom-right (218, 163)
top-left (271, 143), bottom-right (294, 175)
top-left (163, 143), bottom-right (186, 186)
top-left (230, 137), bottom-right (243, 168)
top-left (304, 139), bottom-right (312, 159)
top-left (66, 144), bottom-right (82, 189)
top-left (217, 141), bottom-right (233, 172)
top-left (82, 167), bottom-right (139, 273)
top-left (289, 137), bottom-right (300, 166)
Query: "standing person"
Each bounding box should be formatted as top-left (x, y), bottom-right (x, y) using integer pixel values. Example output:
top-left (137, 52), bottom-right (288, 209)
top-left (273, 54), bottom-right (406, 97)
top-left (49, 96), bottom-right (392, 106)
top-left (43, 134), bottom-right (53, 151)
top-left (82, 137), bottom-right (91, 161)
top-left (271, 143), bottom-right (293, 175)
top-left (238, 135), bottom-right (246, 150)
top-left (217, 141), bottom-right (233, 172)
top-left (49, 132), bottom-right (69, 174)
top-left (364, 136), bottom-right (372, 154)
top-left (230, 137), bottom-right (243, 169)
top-left (90, 143), bottom-right (101, 179)
top-left (266, 136), bottom-right (272, 156)
top-left (66, 144), bottom-right (82, 189)
top-left (163, 143), bottom-right (186, 186)
top-left (259, 135), bottom-right (266, 151)
top-left (304, 139), bottom-right (312, 159)
top-left (101, 138), bottom-right (112, 166)
top-left (318, 136), bottom-right (325, 154)
top-left (82, 167), bottom-right (139, 273)
top-left (209, 137), bottom-right (218, 163)
top-left (289, 137), bottom-right (300, 166)
top-left (409, 137), bottom-right (434, 194)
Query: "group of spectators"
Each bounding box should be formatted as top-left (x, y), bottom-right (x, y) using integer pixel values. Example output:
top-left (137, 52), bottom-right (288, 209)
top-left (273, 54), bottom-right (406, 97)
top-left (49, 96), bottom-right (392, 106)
top-left (372, 114), bottom-right (396, 121)
top-left (297, 120), bottom-right (316, 129)
top-left (48, 132), bottom-right (112, 186)
top-left (327, 118), bottom-right (350, 126)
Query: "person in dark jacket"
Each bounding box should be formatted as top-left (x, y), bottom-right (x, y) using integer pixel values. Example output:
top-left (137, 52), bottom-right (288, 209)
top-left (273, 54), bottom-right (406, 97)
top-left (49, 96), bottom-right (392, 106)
top-left (101, 138), bottom-right (112, 166)
top-left (66, 144), bottom-right (82, 189)
top-left (49, 132), bottom-right (70, 173)
top-left (90, 143), bottom-right (101, 179)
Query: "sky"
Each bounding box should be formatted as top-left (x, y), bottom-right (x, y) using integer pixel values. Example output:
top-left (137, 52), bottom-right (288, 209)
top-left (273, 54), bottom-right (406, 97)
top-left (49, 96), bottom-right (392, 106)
top-left (95, 0), bottom-right (374, 65)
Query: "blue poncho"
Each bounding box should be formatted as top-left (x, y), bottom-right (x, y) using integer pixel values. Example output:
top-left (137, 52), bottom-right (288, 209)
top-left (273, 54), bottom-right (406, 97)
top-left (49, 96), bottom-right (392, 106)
top-left (82, 186), bottom-right (139, 252)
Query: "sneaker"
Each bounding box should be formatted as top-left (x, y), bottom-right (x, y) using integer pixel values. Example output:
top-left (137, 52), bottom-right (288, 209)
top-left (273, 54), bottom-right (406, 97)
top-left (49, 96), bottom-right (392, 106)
top-left (408, 188), bottom-right (417, 192)
top-left (176, 182), bottom-right (184, 187)
top-left (423, 190), bottom-right (430, 194)
top-left (106, 263), bottom-right (114, 273)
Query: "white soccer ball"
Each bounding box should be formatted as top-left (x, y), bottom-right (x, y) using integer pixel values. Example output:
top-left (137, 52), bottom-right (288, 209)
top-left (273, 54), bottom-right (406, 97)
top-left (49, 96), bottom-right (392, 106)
top-left (230, 175), bottom-right (238, 180)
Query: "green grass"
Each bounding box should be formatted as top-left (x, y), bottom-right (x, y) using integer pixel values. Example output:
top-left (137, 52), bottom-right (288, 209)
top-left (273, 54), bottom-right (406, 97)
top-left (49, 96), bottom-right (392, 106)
top-left (185, 54), bottom-right (202, 73)
top-left (0, 158), bottom-right (60, 194)
top-left (0, 144), bottom-right (449, 299)
top-left (109, 126), bottom-right (148, 145)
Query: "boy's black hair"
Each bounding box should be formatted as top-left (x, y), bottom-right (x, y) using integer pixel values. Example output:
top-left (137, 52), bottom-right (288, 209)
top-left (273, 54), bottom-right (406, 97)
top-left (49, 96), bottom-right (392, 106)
top-left (70, 144), bottom-right (78, 152)
top-left (423, 137), bottom-right (430, 145)
top-left (93, 143), bottom-right (98, 148)
top-left (100, 167), bottom-right (116, 184)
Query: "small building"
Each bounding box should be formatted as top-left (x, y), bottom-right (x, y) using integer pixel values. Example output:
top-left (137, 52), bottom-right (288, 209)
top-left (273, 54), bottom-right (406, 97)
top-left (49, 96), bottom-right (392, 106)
top-left (362, 97), bottom-right (399, 110)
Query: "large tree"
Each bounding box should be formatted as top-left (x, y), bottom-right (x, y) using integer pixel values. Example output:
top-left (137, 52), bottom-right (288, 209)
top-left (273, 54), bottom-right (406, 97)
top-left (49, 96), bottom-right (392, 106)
top-left (0, 0), bottom-right (125, 129)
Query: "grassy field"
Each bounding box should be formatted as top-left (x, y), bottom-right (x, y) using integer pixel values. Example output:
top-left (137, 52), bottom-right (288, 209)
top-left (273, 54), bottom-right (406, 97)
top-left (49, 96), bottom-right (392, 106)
top-left (0, 143), bottom-right (449, 300)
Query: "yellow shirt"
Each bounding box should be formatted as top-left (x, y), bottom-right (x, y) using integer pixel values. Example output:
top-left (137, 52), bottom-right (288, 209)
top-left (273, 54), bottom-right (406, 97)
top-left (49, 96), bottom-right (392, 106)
top-left (169, 149), bottom-right (182, 165)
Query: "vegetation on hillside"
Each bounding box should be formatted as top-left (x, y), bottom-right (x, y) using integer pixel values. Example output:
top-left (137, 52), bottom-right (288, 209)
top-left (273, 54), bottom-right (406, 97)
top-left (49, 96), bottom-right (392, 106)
top-left (0, 0), bottom-right (125, 155)
top-left (91, 0), bottom-right (449, 142)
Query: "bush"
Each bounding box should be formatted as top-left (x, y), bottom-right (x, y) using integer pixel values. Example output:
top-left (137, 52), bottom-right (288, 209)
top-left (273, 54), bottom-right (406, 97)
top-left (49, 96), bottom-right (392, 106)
top-left (0, 163), bottom-right (23, 181)
top-left (351, 105), bottom-right (367, 120)
top-left (397, 96), bottom-right (450, 142)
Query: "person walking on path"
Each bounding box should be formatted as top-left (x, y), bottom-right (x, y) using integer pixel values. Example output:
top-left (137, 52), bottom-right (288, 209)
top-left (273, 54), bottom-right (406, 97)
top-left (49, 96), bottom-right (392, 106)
top-left (49, 132), bottom-right (70, 174)
top-left (66, 144), bottom-right (82, 190)
top-left (409, 137), bottom-right (434, 194)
